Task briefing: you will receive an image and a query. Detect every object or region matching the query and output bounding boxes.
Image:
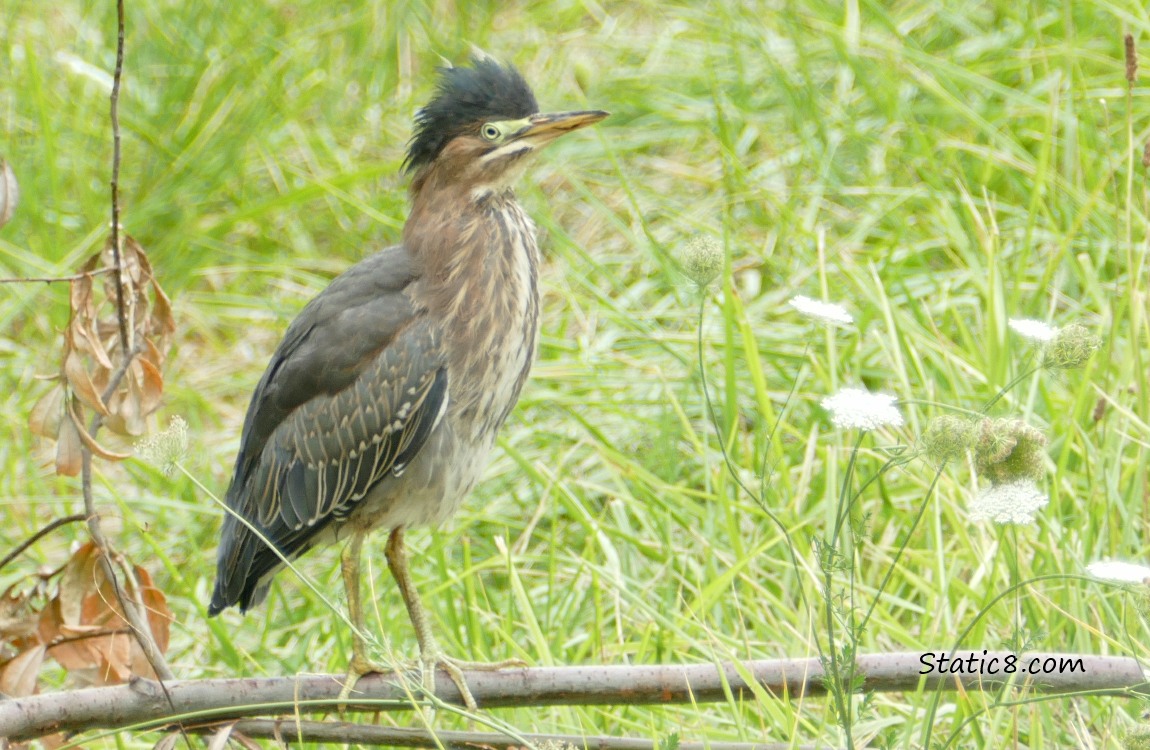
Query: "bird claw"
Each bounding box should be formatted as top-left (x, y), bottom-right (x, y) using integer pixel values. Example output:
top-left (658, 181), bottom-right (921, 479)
top-left (337, 653), bottom-right (390, 702)
top-left (421, 649), bottom-right (477, 711)
top-left (420, 651), bottom-right (525, 711)
top-left (337, 650), bottom-right (521, 711)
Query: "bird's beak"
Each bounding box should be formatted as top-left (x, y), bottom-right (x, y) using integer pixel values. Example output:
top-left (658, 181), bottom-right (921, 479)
top-left (514, 110), bottom-right (609, 146)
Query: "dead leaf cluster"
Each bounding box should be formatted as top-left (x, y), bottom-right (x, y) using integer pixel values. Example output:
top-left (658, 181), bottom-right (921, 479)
top-left (0, 541), bottom-right (172, 700)
top-left (29, 233), bottom-right (176, 475)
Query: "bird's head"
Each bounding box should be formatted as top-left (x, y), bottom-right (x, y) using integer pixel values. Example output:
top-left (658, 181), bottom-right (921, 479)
top-left (404, 56), bottom-right (607, 196)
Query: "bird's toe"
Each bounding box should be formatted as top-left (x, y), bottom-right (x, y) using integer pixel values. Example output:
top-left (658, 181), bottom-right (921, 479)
top-left (337, 654), bottom-right (392, 702)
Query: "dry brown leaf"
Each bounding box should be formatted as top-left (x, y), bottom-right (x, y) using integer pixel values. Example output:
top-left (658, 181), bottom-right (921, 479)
top-left (0, 644), bottom-right (45, 697)
top-left (152, 732), bottom-right (181, 750)
top-left (0, 157), bottom-right (17, 229)
top-left (68, 267), bottom-right (91, 309)
top-left (143, 337), bottom-right (164, 369)
top-left (39, 599), bottom-right (102, 673)
top-left (41, 543), bottom-right (172, 685)
top-left (234, 732), bottom-right (266, 750)
top-left (86, 632), bottom-right (133, 685)
top-left (150, 278), bottom-right (175, 337)
top-left (105, 362), bottom-right (144, 436)
top-left (207, 723), bottom-right (236, 750)
top-left (69, 313), bottom-right (114, 371)
top-left (27, 382), bottom-right (64, 439)
top-left (55, 416), bottom-right (83, 477)
top-left (133, 565), bottom-right (172, 655)
top-left (30, 230), bottom-right (176, 472)
top-left (65, 397), bottom-right (131, 462)
top-left (0, 583), bottom-right (40, 648)
top-left (136, 357), bottom-right (165, 418)
top-left (0, 543), bottom-right (171, 704)
top-left (63, 350), bottom-right (109, 416)
top-left (55, 542), bottom-right (99, 627)
top-left (67, 273), bottom-right (100, 360)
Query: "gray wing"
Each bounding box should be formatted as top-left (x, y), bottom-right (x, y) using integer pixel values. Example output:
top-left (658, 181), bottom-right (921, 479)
top-left (209, 246), bottom-right (447, 614)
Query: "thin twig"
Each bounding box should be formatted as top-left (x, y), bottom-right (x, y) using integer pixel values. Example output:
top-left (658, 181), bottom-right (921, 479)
top-left (0, 267), bottom-right (116, 284)
top-left (77, 342), bottom-right (182, 749)
top-left (0, 513), bottom-right (86, 573)
top-left (78, 342), bottom-right (173, 685)
top-left (80, 453), bottom-right (173, 683)
top-left (88, 343), bottom-right (141, 433)
top-left (44, 627), bottom-right (133, 649)
top-left (108, 0), bottom-right (129, 355)
top-left (190, 720), bottom-right (812, 750)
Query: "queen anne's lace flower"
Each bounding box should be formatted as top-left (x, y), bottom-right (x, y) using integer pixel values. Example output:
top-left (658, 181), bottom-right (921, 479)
top-left (821, 388), bottom-right (903, 430)
top-left (1085, 561), bottom-right (1150, 584)
top-left (789, 295), bottom-right (853, 326)
top-left (968, 479), bottom-right (1048, 524)
top-left (1008, 318), bottom-right (1058, 343)
top-left (135, 416), bottom-right (189, 476)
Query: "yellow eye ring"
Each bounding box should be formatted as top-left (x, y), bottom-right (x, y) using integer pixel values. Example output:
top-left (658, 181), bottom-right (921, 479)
top-left (481, 123), bottom-right (501, 141)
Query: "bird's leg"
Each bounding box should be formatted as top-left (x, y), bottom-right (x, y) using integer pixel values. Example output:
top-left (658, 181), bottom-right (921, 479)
top-left (384, 526), bottom-right (472, 707)
top-left (387, 526), bottom-right (524, 711)
top-left (338, 528), bottom-right (387, 700)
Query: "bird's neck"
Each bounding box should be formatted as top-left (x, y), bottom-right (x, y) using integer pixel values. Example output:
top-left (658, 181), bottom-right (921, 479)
top-left (404, 184), bottom-right (541, 326)
top-left (405, 182), bottom-right (542, 431)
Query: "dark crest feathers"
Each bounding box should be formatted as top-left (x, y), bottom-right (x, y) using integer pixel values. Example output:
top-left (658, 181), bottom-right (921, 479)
top-left (403, 57), bottom-right (539, 173)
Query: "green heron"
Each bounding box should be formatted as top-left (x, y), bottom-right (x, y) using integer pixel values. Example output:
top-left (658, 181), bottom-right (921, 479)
top-left (208, 57), bottom-right (607, 706)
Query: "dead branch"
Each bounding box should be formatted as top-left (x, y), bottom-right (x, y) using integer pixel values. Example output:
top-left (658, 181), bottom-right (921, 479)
top-left (108, 0), bottom-right (129, 354)
top-left (1, 652), bottom-right (1146, 741)
top-left (181, 719), bottom-right (812, 750)
top-left (0, 267), bottom-right (117, 284)
top-left (78, 343), bottom-right (173, 684)
top-left (0, 514), bottom-right (86, 573)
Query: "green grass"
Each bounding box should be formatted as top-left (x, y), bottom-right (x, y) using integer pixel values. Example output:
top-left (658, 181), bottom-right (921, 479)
top-left (2, 0), bottom-right (1149, 747)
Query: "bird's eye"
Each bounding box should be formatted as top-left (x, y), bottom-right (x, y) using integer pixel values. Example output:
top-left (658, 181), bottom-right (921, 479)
top-left (481, 123), bottom-right (501, 141)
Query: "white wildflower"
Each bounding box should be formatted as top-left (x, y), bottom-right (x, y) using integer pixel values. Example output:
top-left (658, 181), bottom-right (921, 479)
top-left (135, 416), bottom-right (189, 476)
top-left (821, 388), bottom-right (904, 430)
top-left (789, 295), bottom-right (853, 326)
top-left (1085, 561), bottom-right (1150, 584)
top-left (968, 479), bottom-right (1048, 524)
top-left (1008, 318), bottom-right (1058, 343)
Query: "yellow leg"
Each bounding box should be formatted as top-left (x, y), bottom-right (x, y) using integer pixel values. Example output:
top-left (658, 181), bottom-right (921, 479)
top-left (385, 527), bottom-right (522, 710)
top-left (338, 528), bottom-right (386, 700)
top-left (338, 526), bottom-right (522, 708)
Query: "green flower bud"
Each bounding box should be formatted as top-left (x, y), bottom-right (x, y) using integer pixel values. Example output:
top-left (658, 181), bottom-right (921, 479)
top-left (679, 235), bottom-right (723, 288)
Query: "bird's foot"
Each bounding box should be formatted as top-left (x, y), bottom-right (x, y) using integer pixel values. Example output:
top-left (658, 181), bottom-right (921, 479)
top-left (337, 653), bottom-right (391, 702)
top-left (419, 650), bottom-right (526, 711)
